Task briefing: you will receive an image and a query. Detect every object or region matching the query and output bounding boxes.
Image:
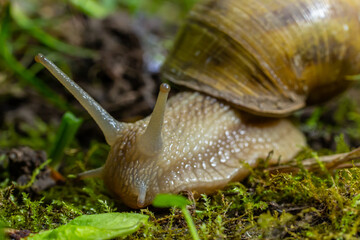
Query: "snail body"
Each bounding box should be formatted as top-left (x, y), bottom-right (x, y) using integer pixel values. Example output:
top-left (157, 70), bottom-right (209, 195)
top-left (102, 92), bottom-right (305, 208)
top-left (35, 0), bottom-right (360, 208)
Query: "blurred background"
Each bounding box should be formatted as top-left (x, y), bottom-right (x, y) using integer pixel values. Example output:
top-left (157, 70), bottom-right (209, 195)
top-left (0, 0), bottom-right (199, 152)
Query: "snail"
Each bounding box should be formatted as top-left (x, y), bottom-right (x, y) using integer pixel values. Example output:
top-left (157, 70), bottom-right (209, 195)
top-left (34, 0), bottom-right (360, 208)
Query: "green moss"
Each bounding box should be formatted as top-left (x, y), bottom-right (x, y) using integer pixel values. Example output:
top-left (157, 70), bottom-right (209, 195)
top-left (2, 106), bottom-right (360, 239)
top-left (0, 119), bottom-right (56, 150)
top-left (0, 125), bottom-right (118, 233)
top-left (2, 97), bottom-right (360, 239)
top-left (129, 148), bottom-right (360, 239)
top-left (0, 168), bottom-right (120, 232)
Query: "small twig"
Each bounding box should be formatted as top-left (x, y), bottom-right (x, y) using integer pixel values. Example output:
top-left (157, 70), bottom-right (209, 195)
top-left (267, 147), bottom-right (360, 175)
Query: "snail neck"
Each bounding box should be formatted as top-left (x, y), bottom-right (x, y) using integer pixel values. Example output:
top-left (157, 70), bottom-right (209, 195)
top-left (137, 83), bottom-right (170, 156)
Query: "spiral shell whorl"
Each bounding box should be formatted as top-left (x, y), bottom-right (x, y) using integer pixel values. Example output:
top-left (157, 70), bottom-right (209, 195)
top-left (162, 0), bottom-right (360, 116)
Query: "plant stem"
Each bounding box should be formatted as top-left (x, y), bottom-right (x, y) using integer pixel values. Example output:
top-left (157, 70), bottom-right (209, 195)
top-left (181, 207), bottom-right (200, 240)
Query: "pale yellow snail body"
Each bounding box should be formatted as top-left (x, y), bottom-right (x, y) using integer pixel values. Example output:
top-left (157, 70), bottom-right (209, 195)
top-left (35, 0), bottom-right (360, 208)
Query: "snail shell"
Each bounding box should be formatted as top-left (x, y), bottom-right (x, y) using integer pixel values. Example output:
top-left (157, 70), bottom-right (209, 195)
top-left (162, 0), bottom-right (360, 116)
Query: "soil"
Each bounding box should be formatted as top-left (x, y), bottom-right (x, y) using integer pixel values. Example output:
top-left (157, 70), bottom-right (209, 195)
top-left (5, 146), bottom-right (56, 193)
top-left (1, 12), bottom-right (165, 146)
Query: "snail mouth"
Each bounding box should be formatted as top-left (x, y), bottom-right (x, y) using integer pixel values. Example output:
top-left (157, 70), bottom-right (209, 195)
top-left (136, 185), bottom-right (147, 208)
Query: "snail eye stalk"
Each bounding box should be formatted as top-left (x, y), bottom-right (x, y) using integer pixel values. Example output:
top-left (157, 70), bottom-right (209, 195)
top-left (35, 53), bottom-right (123, 145)
top-left (137, 83), bottom-right (170, 156)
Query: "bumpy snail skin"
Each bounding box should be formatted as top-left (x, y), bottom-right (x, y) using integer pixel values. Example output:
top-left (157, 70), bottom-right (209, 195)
top-left (102, 92), bottom-right (305, 208)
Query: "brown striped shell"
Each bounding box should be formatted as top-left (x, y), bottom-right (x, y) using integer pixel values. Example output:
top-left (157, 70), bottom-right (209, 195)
top-left (162, 0), bottom-right (360, 117)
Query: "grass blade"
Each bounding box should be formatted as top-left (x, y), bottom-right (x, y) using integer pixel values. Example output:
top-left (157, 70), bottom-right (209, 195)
top-left (0, 3), bottom-right (70, 111)
top-left (48, 112), bottom-right (83, 169)
top-left (10, 4), bottom-right (96, 58)
top-left (153, 194), bottom-right (200, 240)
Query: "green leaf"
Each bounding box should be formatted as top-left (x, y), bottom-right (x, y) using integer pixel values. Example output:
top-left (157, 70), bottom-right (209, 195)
top-left (28, 213), bottom-right (148, 240)
top-left (152, 193), bottom-right (190, 208)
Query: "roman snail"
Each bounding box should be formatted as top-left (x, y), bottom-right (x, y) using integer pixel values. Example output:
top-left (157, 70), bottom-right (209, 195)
top-left (34, 0), bottom-right (360, 208)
